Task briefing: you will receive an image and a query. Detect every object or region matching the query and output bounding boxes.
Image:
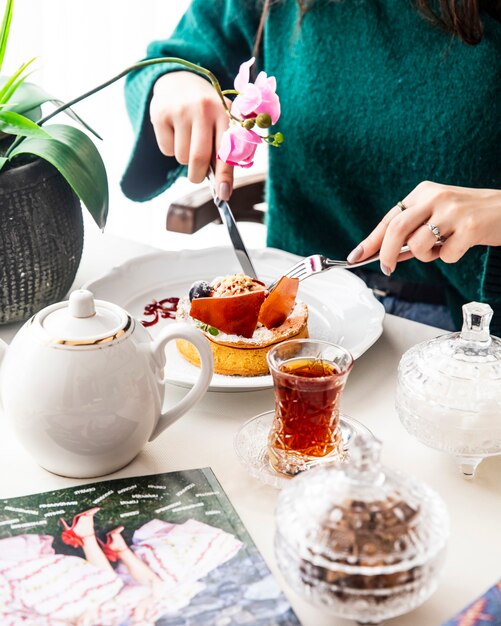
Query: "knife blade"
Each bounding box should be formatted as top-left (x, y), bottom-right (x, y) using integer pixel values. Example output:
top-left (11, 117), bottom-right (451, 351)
top-left (207, 166), bottom-right (259, 280)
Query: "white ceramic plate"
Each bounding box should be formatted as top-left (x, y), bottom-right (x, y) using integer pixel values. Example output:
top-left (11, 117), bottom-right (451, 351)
top-left (84, 247), bottom-right (385, 392)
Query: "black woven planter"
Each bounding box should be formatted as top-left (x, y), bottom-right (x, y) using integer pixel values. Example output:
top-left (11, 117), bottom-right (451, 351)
top-left (0, 157), bottom-right (84, 324)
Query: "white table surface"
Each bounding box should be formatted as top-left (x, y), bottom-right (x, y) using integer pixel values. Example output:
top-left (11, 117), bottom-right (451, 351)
top-left (1, 229), bottom-right (499, 626)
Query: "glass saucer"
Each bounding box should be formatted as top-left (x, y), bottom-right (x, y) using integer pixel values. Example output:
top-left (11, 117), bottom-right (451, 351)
top-left (234, 410), bottom-right (374, 489)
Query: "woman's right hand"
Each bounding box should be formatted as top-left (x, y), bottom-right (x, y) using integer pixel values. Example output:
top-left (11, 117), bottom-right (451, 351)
top-left (150, 71), bottom-right (234, 200)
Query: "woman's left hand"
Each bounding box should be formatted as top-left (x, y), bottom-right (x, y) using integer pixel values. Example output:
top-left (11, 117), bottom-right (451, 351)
top-left (348, 181), bottom-right (501, 275)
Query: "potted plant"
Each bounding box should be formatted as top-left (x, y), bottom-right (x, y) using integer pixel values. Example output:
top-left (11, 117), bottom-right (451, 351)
top-left (0, 0), bottom-right (282, 324)
top-left (0, 0), bottom-right (110, 323)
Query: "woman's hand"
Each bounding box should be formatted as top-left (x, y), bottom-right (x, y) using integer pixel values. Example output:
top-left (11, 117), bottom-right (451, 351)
top-left (348, 182), bottom-right (501, 275)
top-left (150, 71), bottom-right (234, 200)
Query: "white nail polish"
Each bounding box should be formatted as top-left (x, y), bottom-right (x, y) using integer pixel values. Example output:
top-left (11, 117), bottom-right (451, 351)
top-left (380, 263), bottom-right (392, 276)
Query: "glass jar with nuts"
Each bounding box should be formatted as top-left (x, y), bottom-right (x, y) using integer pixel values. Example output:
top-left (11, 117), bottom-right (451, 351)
top-left (274, 434), bottom-right (449, 625)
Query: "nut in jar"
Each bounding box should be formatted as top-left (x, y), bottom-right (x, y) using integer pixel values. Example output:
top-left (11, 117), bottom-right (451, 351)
top-left (274, 434), bottom-right (449, 624)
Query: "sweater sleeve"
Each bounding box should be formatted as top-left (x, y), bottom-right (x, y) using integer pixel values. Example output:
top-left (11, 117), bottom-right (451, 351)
top-left (120, 0), bottom-right (259, 202)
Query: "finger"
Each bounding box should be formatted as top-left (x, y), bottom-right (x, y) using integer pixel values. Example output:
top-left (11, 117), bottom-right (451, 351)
top-left (395, 249), bottom-right (415, 263)
top-left (406, 225), bottom-right (445, 262)
top-left (379, 208), bottom-right (436, 272)
top-left (188, 120), bottom-right (213, 183)
top-left (173, 120), bottom-right (191, 166)
top-left (348, 204), bottom-right (404, 263)
top-left (214, 117), bottom-right (234, 201)
top-left (438, 234), bottom-right (470, 263)
top-left (427, 247), bottom-right (442, 262)
top-left (153, 120), bottom-right (175, 157)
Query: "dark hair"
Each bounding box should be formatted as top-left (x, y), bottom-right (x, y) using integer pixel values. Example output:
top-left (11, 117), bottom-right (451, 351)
top-left (414, 0), bottom-right (497, 45)
top-left (253, 0), bottom-right (500, 57)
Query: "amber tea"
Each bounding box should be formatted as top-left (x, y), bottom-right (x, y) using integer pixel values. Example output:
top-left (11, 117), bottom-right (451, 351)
top-left (267, 340), bottom-right (353, 476)
top-left (270, 357), bottom-right (343, 454)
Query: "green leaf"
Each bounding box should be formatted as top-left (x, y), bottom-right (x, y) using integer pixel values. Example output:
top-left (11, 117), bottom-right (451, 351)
top-left (0, 57), bottom-right (35, 104)
top-left (0, 70), bottom-right (31, 105)
top-left (6, 123), bottom-right (108, 228)
top-left (44, 100), bottom-right (102, 140)
top-left (194, 320), bottom-right (220, 335)
top-left (0, 81), bottom-right (40, 121)
top-left (0, 110), bottom-right (49, 137)
top-left (0, 79), bottom-right (50, 111)
top-left (0, 155), bottom-right (7, 171)
top-left (0, 0), bottom-right (14, 73)
top-left (2, 80), bottom-right (102, 139)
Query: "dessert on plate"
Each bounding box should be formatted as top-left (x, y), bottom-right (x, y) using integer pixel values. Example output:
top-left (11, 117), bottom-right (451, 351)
top-left (176, 273), bottom-right (308, 376)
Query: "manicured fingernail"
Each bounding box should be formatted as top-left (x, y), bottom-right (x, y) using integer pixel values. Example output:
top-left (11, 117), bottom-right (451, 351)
top-left (219, 182), bottom-right (231, 201)
top-left (347, 245), bottom-right (364, 264)
top-left (380, 263), bottom-right (392, 276)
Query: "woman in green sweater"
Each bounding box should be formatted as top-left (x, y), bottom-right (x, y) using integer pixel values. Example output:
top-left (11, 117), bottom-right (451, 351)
top-left (121, 0), bottom-right (501, 333)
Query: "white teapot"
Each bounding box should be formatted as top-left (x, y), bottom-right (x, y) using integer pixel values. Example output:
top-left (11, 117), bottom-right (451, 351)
top-left (0, 289), bottom-right (213, 478)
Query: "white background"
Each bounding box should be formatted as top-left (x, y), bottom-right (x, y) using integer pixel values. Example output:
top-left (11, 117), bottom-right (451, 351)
top-left (4, 0), bottom-right (266, 250)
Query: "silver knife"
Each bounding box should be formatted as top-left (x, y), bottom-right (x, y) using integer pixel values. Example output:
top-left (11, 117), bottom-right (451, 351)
top-left (206, 166), bottom-right (259, 280)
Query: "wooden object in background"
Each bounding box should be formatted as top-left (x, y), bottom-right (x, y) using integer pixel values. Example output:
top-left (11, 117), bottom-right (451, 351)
top-left (166, 171), bottom-right (266, 234)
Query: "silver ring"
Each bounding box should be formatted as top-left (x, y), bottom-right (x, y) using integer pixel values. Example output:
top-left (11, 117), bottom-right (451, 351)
top-left (426, 222), bottom-right (445, 243)
top-left (397, 201), bottom-right (407, 212)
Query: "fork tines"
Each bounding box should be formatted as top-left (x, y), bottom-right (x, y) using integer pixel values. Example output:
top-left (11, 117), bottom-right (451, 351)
top-left (285, 262), bottom-right (309, 280)
top-left (285, 255), bottom-right (323, 280)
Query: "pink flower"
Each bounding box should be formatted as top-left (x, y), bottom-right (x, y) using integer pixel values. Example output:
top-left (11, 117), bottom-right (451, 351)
top-left (231, 57), bottom-right (281, 124)
top-left (217, 124), bottom-right (262, 168)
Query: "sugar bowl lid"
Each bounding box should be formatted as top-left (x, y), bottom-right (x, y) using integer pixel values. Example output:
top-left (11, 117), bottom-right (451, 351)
top-left (275, 434), bottom-right (448, 570)
top-left (398, 302), bottom-right (501, 411)
top-left (35, 289), bottom-right (133, 346)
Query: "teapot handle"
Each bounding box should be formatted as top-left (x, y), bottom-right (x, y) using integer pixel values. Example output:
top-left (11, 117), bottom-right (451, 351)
top-left (148, 323), bottom-right (213, 441)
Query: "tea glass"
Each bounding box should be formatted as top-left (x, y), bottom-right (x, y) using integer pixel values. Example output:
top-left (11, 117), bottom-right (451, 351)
top-left (266, 339), bottom-right (353, 476)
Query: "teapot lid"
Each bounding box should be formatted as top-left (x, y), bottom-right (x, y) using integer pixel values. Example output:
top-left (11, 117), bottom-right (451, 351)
top-left (275, 434), bottom-right (448, 571)
top-left (37, 289), bottom-right (133, 346)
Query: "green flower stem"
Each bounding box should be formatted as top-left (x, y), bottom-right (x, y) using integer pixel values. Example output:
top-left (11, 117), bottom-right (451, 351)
top-left (221, 89), bottom-right (239, 95)
top-left (4, 57), bottom-right (238, 158)
top-left (39, 57), bottom-right (231, 124)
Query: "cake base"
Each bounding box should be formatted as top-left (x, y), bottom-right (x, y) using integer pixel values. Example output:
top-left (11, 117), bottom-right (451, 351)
top-left (176, 323), bottom-right (308, 376)
top-left (175, 296), bottom-right (309, 377)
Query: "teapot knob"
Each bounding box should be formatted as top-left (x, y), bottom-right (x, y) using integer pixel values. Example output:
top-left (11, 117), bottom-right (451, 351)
top-left (68, 289), bottom-right (96, 318)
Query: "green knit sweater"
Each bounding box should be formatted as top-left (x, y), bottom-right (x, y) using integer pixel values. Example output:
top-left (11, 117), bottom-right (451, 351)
top-left (121, 0), bottom-right (501, 333)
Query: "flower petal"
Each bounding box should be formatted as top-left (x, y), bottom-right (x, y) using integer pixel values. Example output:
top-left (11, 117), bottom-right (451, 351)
top-left (234, 57), bottom-right (255, 92)
top-left (255, 91), bottom-right (281, 124)
top-left (255, 72), bottom-right (277, 93)
top-left (232, 84), bottom-right (262, 118)
top-left (232, 124), bottom-right (262, 144)
top-left (217, 124), bottom-right (261, 168)
top-left (217, 128), bottom-right (234, 163)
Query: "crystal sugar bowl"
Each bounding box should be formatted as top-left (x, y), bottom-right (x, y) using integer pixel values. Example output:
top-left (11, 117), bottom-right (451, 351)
top-left (396, 301), bottom-right (501, 479)
top-left (274, 435), bottom-right (448, 625)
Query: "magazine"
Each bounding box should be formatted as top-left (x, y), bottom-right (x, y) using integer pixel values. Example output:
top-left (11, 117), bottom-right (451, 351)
top-left (441, 581), bottom-right (501, 626)
top-left (0, 467), bottom-right (301, 626)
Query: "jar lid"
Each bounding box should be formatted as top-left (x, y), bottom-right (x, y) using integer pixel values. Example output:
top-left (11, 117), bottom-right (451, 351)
top-left (36, 289), bottom-right (132, 346)
top-left (398, 302), bottom-right (501, 413)
top-left (275, 434), bottom-right (448, 572)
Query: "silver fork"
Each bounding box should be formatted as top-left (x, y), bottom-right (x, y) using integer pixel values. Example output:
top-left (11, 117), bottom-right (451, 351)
top-left (268, 244), bottom-right (412, 291)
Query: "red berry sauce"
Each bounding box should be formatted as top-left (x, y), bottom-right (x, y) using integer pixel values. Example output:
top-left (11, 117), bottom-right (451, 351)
top-left (141, 297), bottom-right (179, 327)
